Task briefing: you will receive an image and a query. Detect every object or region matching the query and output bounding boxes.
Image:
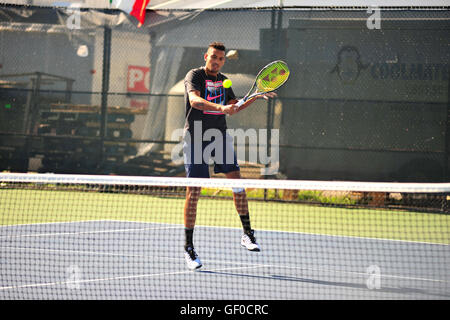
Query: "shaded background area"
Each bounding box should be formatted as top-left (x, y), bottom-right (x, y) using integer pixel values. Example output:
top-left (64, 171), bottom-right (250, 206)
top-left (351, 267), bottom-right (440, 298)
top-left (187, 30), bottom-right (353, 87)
top-left (0, 4), bottom-right (448, 182)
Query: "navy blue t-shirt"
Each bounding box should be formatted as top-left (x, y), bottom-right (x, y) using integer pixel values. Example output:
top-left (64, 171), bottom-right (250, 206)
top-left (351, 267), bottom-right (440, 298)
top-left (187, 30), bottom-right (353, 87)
top-left (184, 67), bottom-right (236, 133)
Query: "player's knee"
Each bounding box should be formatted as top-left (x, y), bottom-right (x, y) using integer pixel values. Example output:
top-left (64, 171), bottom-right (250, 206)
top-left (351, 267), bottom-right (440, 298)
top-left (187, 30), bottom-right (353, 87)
top-left (232, 187), bottom-right (245, 194)
top-left (187, 187), bottom-right (201, 201)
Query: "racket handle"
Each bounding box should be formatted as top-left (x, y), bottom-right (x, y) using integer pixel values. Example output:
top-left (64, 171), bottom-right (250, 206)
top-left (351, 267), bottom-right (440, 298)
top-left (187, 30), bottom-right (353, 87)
top-left (235, 99), bottom-right (245, 108)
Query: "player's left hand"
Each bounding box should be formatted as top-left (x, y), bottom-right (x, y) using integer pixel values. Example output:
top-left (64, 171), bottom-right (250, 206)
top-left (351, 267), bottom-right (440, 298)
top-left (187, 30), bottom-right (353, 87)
top-left (258, 92), bottom-right (277, 100)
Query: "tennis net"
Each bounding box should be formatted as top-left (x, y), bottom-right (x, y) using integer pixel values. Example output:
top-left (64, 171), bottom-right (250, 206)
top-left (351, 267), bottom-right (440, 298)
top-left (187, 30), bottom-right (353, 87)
top-left (1, 173), bottom-right (449, 300)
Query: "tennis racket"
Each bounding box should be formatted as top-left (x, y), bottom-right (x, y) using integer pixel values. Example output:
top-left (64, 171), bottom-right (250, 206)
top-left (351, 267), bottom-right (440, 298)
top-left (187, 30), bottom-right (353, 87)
top-left (235, 60), bottom-right (290, 109)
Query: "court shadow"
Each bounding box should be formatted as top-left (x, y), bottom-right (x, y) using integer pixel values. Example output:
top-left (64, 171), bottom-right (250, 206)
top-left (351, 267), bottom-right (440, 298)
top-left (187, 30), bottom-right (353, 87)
top-left (199, 270), bottom-right (450, 299)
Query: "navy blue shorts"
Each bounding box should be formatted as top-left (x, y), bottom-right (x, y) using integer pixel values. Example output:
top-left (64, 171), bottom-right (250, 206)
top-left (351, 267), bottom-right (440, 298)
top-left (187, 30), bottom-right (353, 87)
top-left (183, 131), bottom-right (240, 178)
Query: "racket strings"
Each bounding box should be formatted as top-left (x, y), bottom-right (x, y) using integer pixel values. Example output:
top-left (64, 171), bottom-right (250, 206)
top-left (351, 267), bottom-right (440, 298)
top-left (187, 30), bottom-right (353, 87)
top-left (255, 61), bottom-right (290, 92)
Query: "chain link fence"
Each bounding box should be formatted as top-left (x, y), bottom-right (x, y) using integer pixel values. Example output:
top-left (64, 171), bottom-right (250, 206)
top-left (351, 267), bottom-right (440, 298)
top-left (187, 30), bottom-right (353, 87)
top-left (0, 5), bottom-right (449, 181)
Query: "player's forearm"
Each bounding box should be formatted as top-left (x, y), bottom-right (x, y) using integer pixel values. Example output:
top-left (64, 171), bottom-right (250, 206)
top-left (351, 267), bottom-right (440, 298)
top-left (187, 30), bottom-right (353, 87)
top-left (231, 98), bottom-right (255, 111)
top-left (190, 97), bottom-right (224, 112)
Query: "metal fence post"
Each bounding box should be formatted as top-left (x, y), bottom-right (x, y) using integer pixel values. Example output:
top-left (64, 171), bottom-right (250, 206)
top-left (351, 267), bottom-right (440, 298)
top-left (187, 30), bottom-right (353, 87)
top-left (446, 71), bottom-right (450, 183)
top-left (100, 26), bottom-right (112, 170)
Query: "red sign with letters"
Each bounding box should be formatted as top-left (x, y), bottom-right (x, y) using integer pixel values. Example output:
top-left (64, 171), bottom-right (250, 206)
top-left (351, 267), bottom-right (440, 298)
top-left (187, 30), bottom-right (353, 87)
top-left (127, 65), bottom-right (150, 111)
top-left (127, 66), bottom-right (150, 93)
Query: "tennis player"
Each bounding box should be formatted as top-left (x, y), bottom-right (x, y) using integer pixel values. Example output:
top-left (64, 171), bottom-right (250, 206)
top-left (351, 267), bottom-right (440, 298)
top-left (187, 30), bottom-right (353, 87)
top-left (182, 42), bottom-right (275, 270)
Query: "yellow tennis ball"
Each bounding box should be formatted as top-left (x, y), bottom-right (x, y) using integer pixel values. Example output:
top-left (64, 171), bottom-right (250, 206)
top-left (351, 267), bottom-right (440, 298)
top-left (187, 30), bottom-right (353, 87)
top-left (223, 79), bottom-right (232, 88)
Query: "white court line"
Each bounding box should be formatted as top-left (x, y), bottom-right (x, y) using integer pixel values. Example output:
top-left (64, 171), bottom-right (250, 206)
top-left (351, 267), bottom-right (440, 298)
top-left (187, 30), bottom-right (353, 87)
top-left (0, 219), bottom-right (182, 229)
top-left (83, 219), bottom-right (450, 247)
top-left (1, 219), bottom-right (448, 246)
top-left (1, 245), bottom-right (174, 260)
top-left (0, 226), bottom-right (181, 239)
top-left (0, 264), bottom-right (264, 291)
top-left (0, 220), bottom-right (114, 228)
top-left (1, 245), bottom-right (267, 269)
top-left (75, 219), bottom-right (450, 247)
top-left (196, 224), bottom-right (450, 247)
top-left (1, 245), bottom-right (448, 285)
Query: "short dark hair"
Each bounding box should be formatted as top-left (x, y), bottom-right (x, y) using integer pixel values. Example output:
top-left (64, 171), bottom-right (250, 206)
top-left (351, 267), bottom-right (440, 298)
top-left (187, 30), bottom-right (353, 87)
top-left (208, 42), bottom-right (226, 52)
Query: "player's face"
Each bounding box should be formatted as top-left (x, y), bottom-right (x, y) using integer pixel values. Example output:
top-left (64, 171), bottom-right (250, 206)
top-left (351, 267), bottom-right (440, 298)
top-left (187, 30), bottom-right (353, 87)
top-left (204, 48), bottom-right (226, 76)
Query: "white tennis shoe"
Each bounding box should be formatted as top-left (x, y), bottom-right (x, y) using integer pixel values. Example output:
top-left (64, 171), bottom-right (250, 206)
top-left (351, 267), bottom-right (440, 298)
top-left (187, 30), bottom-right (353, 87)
top-left (241, 230), bottom-right (261, 252)
top-left (184, 246), bottom-right (202, 270)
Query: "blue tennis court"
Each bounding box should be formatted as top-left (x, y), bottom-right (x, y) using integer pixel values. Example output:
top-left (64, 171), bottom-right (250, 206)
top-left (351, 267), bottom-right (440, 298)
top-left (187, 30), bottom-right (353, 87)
top-left (1, 220), bottom-right (449, 300)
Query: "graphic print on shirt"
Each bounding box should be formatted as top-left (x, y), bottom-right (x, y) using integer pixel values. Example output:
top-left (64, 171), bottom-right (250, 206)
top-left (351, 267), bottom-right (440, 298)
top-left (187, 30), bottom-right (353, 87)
top-left (204, 80), bottom-right (225, 115)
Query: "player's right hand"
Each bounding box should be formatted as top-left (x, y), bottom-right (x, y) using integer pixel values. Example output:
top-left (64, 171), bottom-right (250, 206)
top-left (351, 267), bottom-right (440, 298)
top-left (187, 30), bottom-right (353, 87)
top-left (222, 104), bottom-right (238, 115)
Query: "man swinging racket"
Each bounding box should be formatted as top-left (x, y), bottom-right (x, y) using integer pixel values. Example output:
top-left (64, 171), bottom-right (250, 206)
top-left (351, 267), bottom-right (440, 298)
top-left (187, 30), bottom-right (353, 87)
top-left (182, 42), bottom-right (276, 270)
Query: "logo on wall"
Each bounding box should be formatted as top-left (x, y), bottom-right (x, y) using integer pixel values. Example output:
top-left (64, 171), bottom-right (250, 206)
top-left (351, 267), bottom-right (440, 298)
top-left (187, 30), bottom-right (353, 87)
top-left (127, 65), bottom-right (150, 111)
top-left (331, 46), bottom-right (368, 83)
top-left (127, 65), bottom-right (150, 93)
